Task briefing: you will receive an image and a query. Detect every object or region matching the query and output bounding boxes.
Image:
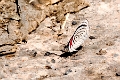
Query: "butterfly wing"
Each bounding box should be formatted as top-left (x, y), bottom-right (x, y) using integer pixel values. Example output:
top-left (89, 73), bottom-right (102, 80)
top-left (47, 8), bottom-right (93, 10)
top-left (69, 20), bottom-right (89, 52)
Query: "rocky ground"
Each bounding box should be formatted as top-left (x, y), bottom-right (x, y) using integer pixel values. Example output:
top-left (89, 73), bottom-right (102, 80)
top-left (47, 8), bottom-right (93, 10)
top-left (0, 0), bottom-right (120, 80)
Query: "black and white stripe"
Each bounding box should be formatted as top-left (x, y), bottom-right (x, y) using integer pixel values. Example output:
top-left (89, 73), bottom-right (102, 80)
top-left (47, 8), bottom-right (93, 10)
top-left (68, 19), bottom-right (89, 52)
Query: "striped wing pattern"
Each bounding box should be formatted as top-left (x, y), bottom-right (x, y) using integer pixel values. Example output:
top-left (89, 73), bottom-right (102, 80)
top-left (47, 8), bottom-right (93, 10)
top-left (68, 20), bottom-right (89, 52)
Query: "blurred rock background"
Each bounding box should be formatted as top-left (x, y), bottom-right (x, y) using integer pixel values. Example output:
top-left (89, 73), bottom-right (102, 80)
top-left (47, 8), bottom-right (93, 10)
top-left (0, 0), bottom-right (89, 55)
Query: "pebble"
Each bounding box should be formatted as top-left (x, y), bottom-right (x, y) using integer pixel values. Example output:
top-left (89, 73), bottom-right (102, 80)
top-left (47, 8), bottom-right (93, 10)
top-left (5, 64), bottom-right (9, 66)
top-left (44, 52), bottom-right (51, 56)
top-left (32, 51), bottom-right (37, 57)
top-left (51, 59), bottom-right (55, 63)
top-left (72, 21), bottom-right (77, 25)
top-left (96, 49), bottom-right (107, 55)
top-left (45, 66), bottom-right (52, 69)
top-left (64, 69), bottom-right (72, 75)
top-left (89, 36), bottom-right (96, 40)
top-left (106, 41), bottom-right (114, 46)
top-left (26, 50), bottom-right (37, 57)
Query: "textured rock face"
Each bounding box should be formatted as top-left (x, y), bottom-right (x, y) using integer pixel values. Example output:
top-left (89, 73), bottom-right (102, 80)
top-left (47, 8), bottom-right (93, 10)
top-left (19, 0), bottom-right (89, 39)
top-left (0, 0), bottom-right (20, 55)
top-left (0, 0), bottom-right (89, 55)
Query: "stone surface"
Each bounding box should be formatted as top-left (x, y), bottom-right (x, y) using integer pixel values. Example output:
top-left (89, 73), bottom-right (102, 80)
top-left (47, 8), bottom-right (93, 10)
top-left (0, 0), bottom-right (120, 80)
top-left (0, 0), bottom-right (89, 55)
top-left (0, 0), bottom-right (20, 55)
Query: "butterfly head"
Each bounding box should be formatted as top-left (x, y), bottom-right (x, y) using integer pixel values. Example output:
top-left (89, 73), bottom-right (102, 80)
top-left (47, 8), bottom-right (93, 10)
top-left (81, 19), bottom-right (88, 26)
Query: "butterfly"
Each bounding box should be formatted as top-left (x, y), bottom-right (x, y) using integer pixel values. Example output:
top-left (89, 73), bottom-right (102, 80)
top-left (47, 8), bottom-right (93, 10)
top-left (68, 19), bottom-right (89, 52)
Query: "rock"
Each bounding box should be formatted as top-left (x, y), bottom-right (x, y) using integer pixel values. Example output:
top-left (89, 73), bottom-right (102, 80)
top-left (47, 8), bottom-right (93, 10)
top-left (32, 51), bottom-right (37, 57)
top-left (89, 36), bottom-right (96, 40)
top-left (106, 41), bottom-right (115, 46)
top-left (12, 0), bottom-right (89, 55)
top-left (96, 49), bottom-right (107, 55)
top-left (0, 0), bottom-right (21, 55)
top-left (51, 59), bottom-right (55, 63)
top-left (64, 69), bottom-right (72, 75)
top-left (27, 50), bottom-right (37, 57)
top-left (18, 49), bottom-right (37, 57)
top-left (20, 0), bottom-right (89, 28)
top-left (0, 45), bottom-right (17, 56)
top-left (5, 54), bottom-right (15, 59)
top-left (8, 20), bottom-right (22, 43)
top-left (28, 20), bottom-right (38, 34)
top-left (45, 66), bottom-right (52, 69)
top-left (72, 21), bottom-right (77, 25)
top-left (44, 52), bottom-right (52, 56)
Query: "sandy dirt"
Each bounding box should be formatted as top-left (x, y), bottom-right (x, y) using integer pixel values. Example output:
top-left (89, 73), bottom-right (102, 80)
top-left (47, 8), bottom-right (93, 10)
top-left (0, 0), bottom-right (120, 80)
